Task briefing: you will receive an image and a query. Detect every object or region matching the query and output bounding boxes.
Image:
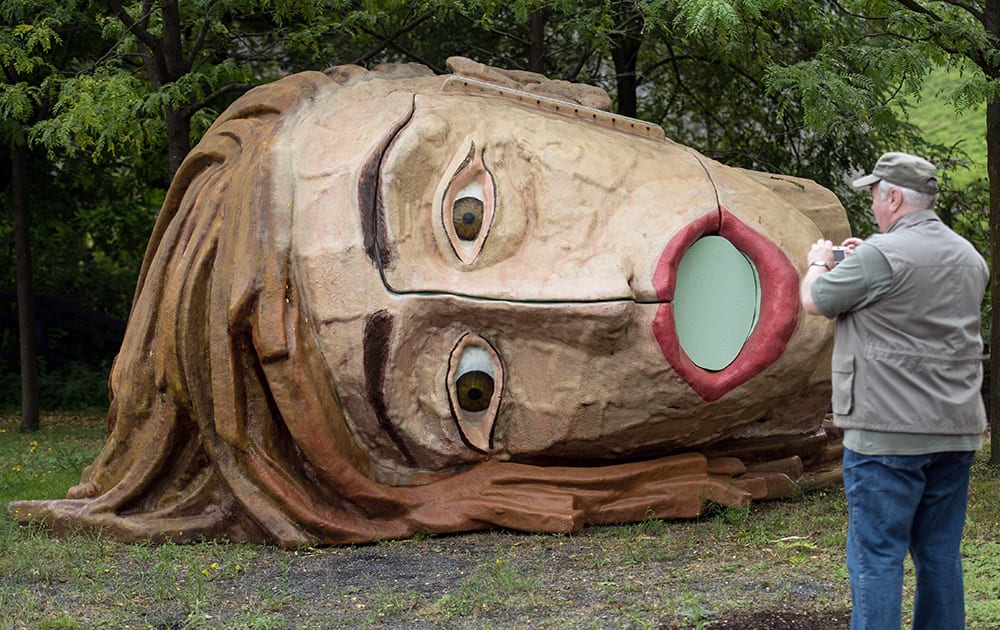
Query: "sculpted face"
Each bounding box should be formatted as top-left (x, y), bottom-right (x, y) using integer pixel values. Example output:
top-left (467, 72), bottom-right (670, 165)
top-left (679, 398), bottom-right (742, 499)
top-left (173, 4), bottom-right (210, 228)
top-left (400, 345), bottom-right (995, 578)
top-left (7, 60), bottom-right (850, 546)
top-left (286, 76), bottom-right (827, 483)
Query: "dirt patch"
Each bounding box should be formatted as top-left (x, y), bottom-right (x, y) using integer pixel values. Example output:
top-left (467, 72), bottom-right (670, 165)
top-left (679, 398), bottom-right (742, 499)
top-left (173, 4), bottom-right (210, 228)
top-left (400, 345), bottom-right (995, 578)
top-left (695, 609), bottom-right (849, 629)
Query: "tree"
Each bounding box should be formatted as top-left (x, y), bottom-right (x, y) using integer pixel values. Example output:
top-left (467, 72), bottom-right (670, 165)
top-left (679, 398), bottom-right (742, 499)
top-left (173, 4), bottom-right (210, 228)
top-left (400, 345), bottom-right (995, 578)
top-left (36, 1), bottom-right (363, 181)
top-left (1, 1), bottom-right (88, 431)
top-left (2, 0), bottom-right (279, 421)
top-left (100, 0), bottom-right (259, 177)
top-left (8, 142), bottom-right (36, 431)
top-left (751, 0), bottom-right (999, 463)
top-left (637, 0), bottom-right (927, 220)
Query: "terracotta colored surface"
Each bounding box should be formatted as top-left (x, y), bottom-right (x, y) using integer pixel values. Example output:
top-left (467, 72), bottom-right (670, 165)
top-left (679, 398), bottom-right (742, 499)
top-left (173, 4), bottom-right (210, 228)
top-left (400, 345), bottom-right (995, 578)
top-left (7, 58), bottom-right (848, 546)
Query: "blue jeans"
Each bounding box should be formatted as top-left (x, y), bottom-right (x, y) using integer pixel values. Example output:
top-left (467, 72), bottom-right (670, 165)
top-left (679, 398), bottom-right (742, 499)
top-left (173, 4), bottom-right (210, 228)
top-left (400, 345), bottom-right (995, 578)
top-left (842, 448), bottom-right (975, 630)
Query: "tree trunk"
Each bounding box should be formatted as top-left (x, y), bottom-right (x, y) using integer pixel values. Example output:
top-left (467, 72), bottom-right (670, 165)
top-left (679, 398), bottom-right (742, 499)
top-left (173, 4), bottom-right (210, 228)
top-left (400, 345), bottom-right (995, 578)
top-left (609, 2), bottom-right (644, 118)
top-left (160, 0), bottom-right (190, 178)
top-left (528, 8), bottom-right (548, 74)
top-left (984, 0), bottom-right (1000, 465)
top-left (988, 97), bottom-right (1000, 465)
top-left (165, 106), bottom-right (191, 178)
top-left (115, 0), bottom-right (191, 179)
top-left (11, 143), bottom-right (39, 432)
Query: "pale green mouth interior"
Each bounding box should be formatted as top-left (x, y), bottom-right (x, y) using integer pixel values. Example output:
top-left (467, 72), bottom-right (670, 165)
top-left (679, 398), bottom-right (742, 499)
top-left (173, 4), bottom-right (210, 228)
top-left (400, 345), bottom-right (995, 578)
top-left (673, 235), bottom-right (761, 371)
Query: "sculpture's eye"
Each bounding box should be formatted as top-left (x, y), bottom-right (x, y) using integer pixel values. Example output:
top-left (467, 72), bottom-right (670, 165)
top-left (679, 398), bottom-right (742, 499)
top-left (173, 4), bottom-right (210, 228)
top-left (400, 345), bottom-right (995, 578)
top-left (447, 333), bottom-right (503, 453)
top-left (452, 187), bottom-right (485, 241)
top-left (442, 143), bottom-right (495, 265)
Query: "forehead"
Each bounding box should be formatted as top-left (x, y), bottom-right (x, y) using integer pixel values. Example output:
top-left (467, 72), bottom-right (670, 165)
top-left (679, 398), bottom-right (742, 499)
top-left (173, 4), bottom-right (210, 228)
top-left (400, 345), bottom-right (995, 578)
top-left (371, 89), bottom-right (718, 303)
top-left (440, 76), bottom-right (664, 139)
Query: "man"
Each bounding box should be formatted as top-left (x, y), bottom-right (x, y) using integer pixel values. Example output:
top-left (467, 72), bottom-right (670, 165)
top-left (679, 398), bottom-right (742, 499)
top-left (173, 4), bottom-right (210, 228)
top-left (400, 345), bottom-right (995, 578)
top-left (800, 152), bottom-right (988, 630)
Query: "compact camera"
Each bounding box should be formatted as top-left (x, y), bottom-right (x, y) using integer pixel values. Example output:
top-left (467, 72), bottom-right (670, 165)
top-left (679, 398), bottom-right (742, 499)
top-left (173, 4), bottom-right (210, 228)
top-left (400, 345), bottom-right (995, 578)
top-left (832, 246), bottom-right (848, 265)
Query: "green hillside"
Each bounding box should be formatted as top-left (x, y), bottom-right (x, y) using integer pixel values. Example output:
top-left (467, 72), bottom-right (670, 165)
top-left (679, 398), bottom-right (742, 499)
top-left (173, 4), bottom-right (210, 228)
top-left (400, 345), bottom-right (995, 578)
top-left (907, 67), bottom-right (987, 186)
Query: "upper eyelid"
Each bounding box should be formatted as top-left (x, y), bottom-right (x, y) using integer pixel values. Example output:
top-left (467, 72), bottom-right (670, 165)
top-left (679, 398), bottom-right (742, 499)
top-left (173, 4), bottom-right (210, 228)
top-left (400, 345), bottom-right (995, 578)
top-left (442, 143), bottom-right (495, 264)
top-left (455, 143), bottom-right (475, 173)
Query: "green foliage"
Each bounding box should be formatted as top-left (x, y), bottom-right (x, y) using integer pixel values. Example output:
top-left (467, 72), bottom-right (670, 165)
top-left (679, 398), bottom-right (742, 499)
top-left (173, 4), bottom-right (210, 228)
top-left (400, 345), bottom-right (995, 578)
top-left (0, 81), bottom-right (41, 123)
top-left (910, 67), bottom-right (987, 178)
top-left (1, 3), bottom-right (90, 81)
top-left (33, 69), bottom-right (160, 160)
top-left (0, 363), bottom-right (110, 412)
top-left (0, 7), bottom-right (67, 142)
top-left (671, 0), bottom-right (793, 41)
top-left (951, 72), bottom-right (1000, 112)
top-left (629, 0), bottom-right (930, 241)
top-left (768, 1), bottom-right (997, 333)
top-left (0, 16), bottom-right (61, 76)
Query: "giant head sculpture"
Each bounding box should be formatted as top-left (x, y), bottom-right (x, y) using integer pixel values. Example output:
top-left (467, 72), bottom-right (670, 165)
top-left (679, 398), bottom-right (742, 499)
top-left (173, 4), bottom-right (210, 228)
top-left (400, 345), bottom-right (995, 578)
top-left (8, 58), bottom-right (849, 546)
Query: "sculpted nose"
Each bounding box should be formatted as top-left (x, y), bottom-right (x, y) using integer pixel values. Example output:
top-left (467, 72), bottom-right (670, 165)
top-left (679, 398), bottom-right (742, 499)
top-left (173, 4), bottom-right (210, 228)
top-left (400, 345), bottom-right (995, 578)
top-left (652, 207), bottom-right (800, 402)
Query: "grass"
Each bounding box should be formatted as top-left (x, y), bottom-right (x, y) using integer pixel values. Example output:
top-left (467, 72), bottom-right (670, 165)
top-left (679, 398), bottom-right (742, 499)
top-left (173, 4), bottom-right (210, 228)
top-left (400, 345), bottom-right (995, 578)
top-left (0, 414), bottom-right (106, 503)
top-left (1, 413), bottom-right (999, 628)
top-left (906, 65), bottom-right (988, 187)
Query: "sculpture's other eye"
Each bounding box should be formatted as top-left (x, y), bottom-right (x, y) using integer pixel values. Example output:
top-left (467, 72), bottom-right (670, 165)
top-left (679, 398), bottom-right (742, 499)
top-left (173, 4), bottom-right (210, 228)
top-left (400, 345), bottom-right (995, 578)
top-left (442, 143), bottom-right (495, 265)
top-left (447, 333), bottom-right (503, 453)
top-left (455, 368), bottom-right (493, 411)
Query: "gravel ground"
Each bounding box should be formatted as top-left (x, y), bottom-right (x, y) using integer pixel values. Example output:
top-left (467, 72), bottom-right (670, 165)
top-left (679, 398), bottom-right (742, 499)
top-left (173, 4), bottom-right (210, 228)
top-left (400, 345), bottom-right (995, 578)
top-left (78, 523), bottom-right (848, 629)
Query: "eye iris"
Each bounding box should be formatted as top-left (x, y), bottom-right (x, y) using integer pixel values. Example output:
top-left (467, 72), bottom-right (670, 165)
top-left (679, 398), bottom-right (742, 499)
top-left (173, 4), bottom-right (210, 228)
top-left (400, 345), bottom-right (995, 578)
top-left (453, 197), bottom-right (484, 241)
top-left (456, 370), bottom-right (494, 412)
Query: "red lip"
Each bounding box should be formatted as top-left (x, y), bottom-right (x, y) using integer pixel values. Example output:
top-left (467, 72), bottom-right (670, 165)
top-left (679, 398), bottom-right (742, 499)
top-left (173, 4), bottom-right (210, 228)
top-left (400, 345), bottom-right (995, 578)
top-left (652, 206), bottom-right (800, 402)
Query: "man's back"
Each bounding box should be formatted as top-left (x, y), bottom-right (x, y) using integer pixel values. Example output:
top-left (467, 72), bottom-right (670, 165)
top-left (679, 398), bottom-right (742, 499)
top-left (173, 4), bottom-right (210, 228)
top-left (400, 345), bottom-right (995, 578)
top-left (832, 210), bottom-right (988, 435)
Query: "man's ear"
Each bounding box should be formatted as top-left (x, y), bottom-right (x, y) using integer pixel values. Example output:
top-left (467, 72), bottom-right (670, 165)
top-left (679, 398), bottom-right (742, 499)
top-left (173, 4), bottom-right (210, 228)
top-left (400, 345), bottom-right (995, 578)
top-left (889, 186), bottom-right (904, 213)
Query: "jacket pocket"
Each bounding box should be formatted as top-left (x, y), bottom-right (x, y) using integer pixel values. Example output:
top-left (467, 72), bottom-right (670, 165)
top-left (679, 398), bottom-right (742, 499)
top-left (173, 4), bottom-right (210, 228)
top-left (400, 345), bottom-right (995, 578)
top-left (831, 355), bottom-right (854, 415)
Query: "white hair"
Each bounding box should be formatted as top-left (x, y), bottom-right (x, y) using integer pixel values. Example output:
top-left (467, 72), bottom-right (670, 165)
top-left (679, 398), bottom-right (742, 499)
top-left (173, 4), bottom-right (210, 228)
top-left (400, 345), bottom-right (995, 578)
top-left (877, 181), bottom-right (937, 209)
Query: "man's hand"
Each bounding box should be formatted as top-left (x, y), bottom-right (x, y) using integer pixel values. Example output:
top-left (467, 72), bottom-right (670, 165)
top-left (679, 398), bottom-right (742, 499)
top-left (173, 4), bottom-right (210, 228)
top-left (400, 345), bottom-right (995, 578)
top-left (807, 239), bottom-right (835, 270)
top-left (801, 239), bottom-right (834, 316)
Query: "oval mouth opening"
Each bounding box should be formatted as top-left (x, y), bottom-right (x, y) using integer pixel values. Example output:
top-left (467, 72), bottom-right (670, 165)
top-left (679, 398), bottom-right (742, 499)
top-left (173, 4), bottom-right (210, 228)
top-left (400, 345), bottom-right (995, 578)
top-left (652, 206), bottom-right (800, 402)
top-left (673, 235), bottom-right (761, 371)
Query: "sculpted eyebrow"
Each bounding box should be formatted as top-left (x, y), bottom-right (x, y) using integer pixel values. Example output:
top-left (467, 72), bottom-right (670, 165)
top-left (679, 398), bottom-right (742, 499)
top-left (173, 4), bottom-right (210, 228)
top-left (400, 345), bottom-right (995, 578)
top-left (359, 101), bottom-right (415, 268)
top-left (359, 149), bottom-right (390, 267)
top-left (363, 309), bottom-right (416, 466)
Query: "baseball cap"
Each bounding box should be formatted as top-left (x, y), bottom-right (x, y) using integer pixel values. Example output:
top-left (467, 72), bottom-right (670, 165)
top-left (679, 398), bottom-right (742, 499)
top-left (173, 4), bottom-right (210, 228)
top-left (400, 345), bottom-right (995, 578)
top-left (851, 152), bottom-right (939, 194)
